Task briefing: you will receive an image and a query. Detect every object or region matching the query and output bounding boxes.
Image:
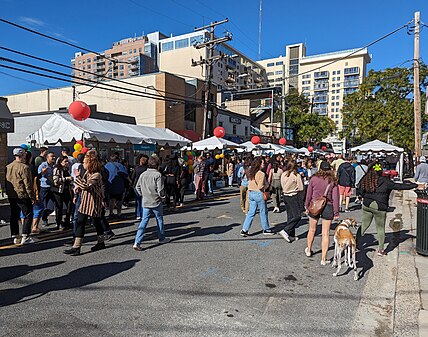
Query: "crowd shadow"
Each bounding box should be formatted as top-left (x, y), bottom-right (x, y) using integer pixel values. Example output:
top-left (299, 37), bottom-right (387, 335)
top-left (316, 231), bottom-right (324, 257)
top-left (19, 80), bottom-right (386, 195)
top-left (0, 259), bottom-right (139, 307)
top-left (0, 261), bottom-right (65, 283)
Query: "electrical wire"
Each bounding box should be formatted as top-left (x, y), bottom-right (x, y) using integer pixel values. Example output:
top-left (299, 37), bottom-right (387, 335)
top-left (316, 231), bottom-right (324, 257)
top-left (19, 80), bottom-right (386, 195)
top-left (0, 18), bottom-right (130, 65)
top-left (0, 56), bottom-right (191, 103)
top-left (0, 46), bottom-right (197, 101)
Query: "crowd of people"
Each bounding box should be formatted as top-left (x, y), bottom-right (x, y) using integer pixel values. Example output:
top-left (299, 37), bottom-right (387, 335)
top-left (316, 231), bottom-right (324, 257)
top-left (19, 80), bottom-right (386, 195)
top-left (3, 144), bottom-right (421, 261)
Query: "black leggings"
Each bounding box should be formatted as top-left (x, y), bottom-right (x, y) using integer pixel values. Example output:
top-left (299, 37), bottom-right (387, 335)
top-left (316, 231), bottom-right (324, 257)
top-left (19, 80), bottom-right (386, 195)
top-left (178, 180), bottom-right (188, 204)
top-left (53, 191), bottom-right (71, 227)
top-left (75, 212), bottom-right (103, 238)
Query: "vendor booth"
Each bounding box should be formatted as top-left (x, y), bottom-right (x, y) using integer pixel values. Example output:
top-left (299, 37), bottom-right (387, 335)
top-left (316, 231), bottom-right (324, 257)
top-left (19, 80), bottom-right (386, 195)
top-left (351, 139), bottom-right (405, 181)
top-left (26, 113), bottom-right (191, 163)
top-left (191, 136), bottom-right (240, 151)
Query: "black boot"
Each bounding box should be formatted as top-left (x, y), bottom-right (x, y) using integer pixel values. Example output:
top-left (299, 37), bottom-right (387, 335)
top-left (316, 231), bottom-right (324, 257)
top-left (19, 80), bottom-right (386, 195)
top-left (91, 242), bottom-right (106, 252)
top-left (64, 247), bottom-right (81, 256)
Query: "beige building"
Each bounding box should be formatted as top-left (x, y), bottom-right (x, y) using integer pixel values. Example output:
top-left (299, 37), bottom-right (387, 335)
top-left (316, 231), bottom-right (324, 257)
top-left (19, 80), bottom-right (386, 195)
top-left (5, 72), bottom-right (209, 139)
top-left (259, 44), bottom-right (371, 151)
top-left (158, 31), bottom-right (268, 95)
top-left (71, 32), bottom-right (166, 83)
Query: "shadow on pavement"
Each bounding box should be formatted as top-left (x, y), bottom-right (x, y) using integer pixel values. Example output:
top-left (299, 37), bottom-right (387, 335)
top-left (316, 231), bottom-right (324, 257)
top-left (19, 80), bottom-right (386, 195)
top-left (0, 260), bottom-right (139, 307)
top-left (0, 261), bottom-right (65, 283)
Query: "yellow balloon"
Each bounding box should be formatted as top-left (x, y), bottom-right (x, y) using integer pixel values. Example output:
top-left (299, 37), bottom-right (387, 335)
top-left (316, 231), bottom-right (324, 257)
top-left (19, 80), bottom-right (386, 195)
top-left (74, 143), bottom-right (83, 152)
top-left (220, 154), bottom-right (224, 159)
top-left (189, 165), bottom-right (193, 171)
top-left (215, 154), bottom-right (221, 160)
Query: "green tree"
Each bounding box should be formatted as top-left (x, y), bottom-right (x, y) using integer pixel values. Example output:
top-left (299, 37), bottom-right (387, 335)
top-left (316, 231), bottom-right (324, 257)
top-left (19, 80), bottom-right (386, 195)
top-left (275, 92), bottom-right (335, 146)
top-left (341, 65), bottom-right (428, 151)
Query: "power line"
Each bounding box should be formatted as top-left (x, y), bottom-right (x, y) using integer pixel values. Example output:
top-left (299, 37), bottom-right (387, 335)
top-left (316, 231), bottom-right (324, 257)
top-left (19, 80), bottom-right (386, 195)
top-left (127, 0), bottom-right (193, 29)
top-left (0, 18), bottom-right (130, 65)
top-left (0, 62), bottom-right (203, 106)
top-left (0, 56), bottom-right (189, 103)
top-left (0, 46), bottom-right (199, 101)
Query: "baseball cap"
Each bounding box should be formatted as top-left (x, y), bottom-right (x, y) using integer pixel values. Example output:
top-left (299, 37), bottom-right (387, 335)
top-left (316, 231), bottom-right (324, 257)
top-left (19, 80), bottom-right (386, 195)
top-left (421, 156), bottom-right (426, 163)
top-left (319, 161), bottom-right (331, 171)
top-left (13, 148), bottom-right (26, 157)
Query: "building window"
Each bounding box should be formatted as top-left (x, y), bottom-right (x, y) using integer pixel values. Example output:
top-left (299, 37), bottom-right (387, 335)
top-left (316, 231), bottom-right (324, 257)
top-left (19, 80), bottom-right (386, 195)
top-left (245, 126), bottom-right (249, 136)
top-left (276, 61), bottom-right (284, 66)
top-left (119, 72), bottom-right (124, 76)
top-left (337, 70), bottom-right (341, 74)
top-left (336, 95), bottom-right (340, 100)
top-left (233, 124), bottom-right (237, 135)
top-left (330, 112), bottom-right (334, 116)
top-left (267, 72), bottom-right (274, 76)
top-left (87, 65), bottom-right (91, 69)
top-left (335, 114), bottom-right (339, 118)
top-left (337, 77), bottom-right (340, 81)
top-left (275, 70), bottom-right (283, 75)
top-left (332, 77), bottom-right (335, 81)
top-left (175, 38), bottom-right (189, 49)
top-left (267, 62), bottom-right (274, 67)
top-left (332, 84), bottom-right (336, 88)
top-left (333, 71), bottom-right (336, 75)
top-left (336, 108), bottom-right (339, 112)
top-left (336, 102), bottom-right (340, 106)
top-left (336, 83), bottom-right (340, 87)
top-left (120, 65), bottom-right (124, 70)
top-left (303, 74), bottom-right (311, 79)
top-left (335, 121), bottom-right (339, 124)
top-left (302, 80), bottom-right (310, 85)
top-left (190, 34), bottom-right (205, 46)
top-left (161, 41), bottom-right (174, 52)
top-left (336, 89), bottom-right (340, 93)
top-left (139, 48), bottom-right (142, 53)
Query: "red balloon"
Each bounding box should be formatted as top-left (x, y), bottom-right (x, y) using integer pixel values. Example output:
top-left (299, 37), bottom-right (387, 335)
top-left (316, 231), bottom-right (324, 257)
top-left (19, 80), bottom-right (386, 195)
top-left (213, 126), bottom-right (225, 138)
top-left (308, 146), bottom-right (314, 153)
top-left (68, 101), bottom-right (91, 121)
top-left (279, 138), bottom-right (287, 146)
top-left (81, 147), bottom-right (89, 154)
top-left (76, 140), bottom-right (84, 145)
top-left (251, 136), bottom-right (261, 145)
top-left (321, 146), bottom-right (327, 151)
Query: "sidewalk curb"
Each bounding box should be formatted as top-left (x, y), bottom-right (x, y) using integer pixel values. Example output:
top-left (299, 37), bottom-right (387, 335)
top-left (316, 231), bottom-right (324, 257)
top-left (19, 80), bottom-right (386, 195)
top-left (350, 190), bottom-right (421, 337)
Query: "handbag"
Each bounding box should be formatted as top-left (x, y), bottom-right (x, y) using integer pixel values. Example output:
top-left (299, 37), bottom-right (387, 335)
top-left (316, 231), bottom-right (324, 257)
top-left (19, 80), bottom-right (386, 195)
top-left (307, 183), bottom-right (332, 216)
top-left (263, 191), bottom-right (270, 201)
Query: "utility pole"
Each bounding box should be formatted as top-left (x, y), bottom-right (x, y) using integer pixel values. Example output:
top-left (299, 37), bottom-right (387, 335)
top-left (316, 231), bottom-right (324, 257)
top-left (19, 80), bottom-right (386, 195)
top-left (270, 88), bottom-right (274, 137)
top-left (281, 63), bottom-right (286, 138)
top-left (414, 11), bottom-right (421, 158)
top-left (258, 0), bottom-right (262, 60)
top-left (193, 19), bottom-right (231, 139)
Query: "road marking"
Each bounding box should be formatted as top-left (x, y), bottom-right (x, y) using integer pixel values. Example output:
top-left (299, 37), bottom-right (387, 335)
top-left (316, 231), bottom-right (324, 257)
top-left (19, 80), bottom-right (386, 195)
top-left (216, 215), bottom-right (233, 219)
top-left (248, 239), bottom-right (273, 248)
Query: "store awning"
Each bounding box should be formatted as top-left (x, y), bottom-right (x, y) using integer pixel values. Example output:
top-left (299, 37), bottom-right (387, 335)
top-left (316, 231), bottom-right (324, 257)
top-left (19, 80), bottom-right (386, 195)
top-left (26, 113), bottom-right (191, 147)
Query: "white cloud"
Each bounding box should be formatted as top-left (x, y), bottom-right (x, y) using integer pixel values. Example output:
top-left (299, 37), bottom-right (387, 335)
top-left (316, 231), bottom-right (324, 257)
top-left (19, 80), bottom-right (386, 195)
top-left (19, 16), bottom-right (46, 27)
top-left (50, 32), bottom-right (79, 44)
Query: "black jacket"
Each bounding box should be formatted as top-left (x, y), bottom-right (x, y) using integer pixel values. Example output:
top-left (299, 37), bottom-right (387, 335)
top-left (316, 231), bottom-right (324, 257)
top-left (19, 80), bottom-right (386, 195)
top-left (337, 162), bottom-right (356, 187)
top-left (358, 176), bottom-right (417, 211)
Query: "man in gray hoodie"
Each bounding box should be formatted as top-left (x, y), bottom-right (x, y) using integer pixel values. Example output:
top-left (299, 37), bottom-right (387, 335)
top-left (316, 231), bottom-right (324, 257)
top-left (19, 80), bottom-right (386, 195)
top-left (133, 157), bottom-right (170, 251)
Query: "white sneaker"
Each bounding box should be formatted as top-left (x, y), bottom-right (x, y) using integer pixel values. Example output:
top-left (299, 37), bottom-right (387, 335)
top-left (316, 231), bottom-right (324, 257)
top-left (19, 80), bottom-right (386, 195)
top-left (273, 207), bottom-right (280, 213)
top-left (136, 217), bottom-right (142, 221)
top-left (20, 236), bottom-right (35, 245)
top-left (133, 244), bottom-right (143, 251)
top-left (305, 247), bottom-right (312, 257)
top-left (278, 230), bottom-right (291, 243)
top-left (321, 259), bottom-right (331, 266)
top-left (12, 236), bottom-right (21, 244)
top-left (159, 237), bottom-right (171, 244)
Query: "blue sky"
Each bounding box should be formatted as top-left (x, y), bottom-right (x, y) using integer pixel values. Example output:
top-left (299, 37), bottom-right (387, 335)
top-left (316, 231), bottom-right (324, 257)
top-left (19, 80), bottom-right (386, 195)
top-left (0, 0), bottom-right (427, 96)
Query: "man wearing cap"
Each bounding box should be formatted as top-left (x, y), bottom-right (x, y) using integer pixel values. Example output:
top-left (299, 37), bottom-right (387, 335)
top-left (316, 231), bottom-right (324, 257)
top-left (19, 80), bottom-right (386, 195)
top-left (5, 148), bottom-right (35, 244)
top-left (415, 156), bottom-right (428, 184)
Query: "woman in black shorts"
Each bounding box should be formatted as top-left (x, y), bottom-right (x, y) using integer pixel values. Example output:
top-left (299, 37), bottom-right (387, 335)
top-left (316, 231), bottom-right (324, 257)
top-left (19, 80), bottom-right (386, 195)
top-left (305, 161), bottom-right (340, 265)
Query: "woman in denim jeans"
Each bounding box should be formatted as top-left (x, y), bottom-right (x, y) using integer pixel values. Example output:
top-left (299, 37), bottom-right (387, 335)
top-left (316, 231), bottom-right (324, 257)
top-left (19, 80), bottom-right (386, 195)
top-left (240, 157), bottom-right (275, 237)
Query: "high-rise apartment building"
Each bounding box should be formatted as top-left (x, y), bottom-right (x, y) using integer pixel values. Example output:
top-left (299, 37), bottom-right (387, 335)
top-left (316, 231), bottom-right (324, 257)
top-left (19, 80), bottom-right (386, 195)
top-left (259, 44), bottom-right (371, 151)
top-left (71, 32), bottom-right (167, 82)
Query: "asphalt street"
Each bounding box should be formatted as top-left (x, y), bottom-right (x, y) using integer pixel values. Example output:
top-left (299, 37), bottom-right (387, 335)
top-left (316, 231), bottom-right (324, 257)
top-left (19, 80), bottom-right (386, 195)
top-left (0, 188), bottom-right (376, 337)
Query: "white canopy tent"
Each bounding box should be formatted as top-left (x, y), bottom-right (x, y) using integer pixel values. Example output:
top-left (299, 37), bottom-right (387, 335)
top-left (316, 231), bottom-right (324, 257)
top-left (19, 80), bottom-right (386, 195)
top-left (26, 113), bottom-right (191, 147)
top-left (191, 136), bottom-right (241, 151)
top-left (351, 139), bottom-right (405, 181)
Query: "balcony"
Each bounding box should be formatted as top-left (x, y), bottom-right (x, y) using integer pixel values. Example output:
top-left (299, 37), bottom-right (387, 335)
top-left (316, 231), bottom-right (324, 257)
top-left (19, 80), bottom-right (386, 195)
top-left (344, 67), bottom-right (359, 75)
top-left (314, 71), bottom-right (329, 79)
top-left (313, 107), bottom-right (328, 115)
top-left (314, 82), bottom-right (329, 91)
top-left (314, 95), bottom-right (328, 103)
top-left (344, 80), bottom-right (359, 88)
top-left (226, 75), bottom-right (236, 83)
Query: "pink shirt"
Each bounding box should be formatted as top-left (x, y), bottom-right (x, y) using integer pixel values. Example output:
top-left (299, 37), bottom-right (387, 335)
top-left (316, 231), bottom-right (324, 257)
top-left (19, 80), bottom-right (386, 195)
top-left (305, 175), bottom-right (340, 216)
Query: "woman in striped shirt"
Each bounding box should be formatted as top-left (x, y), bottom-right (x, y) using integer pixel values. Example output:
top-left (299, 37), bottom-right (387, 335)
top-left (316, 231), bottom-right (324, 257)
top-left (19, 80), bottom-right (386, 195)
top-left (64, 150), bottom-right (105, 256)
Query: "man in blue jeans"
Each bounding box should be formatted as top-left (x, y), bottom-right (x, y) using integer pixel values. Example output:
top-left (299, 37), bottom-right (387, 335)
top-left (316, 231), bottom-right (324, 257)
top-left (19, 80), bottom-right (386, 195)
top-left (38, 151), bottom-right (56, 226)
top-left (133, 157), bottom-right (170, 251)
